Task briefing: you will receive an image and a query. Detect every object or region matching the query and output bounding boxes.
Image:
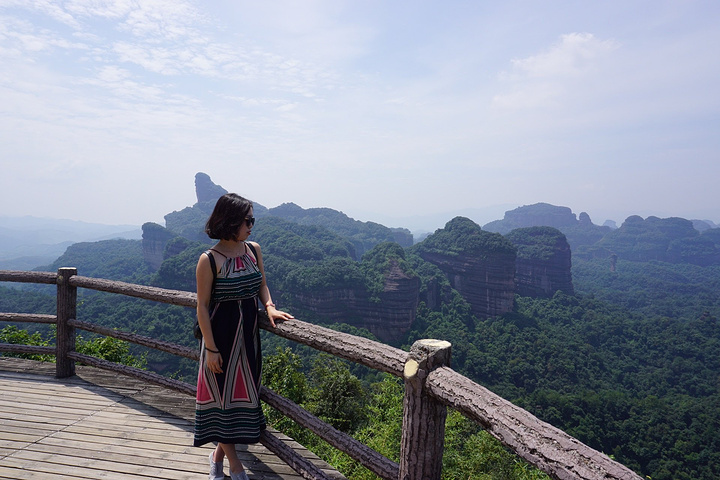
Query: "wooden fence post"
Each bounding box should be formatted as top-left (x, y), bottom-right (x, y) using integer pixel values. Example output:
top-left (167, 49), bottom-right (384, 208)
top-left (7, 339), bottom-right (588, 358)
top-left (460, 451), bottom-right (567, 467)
top-left (399, 339), bottom-right (452, 480)
top-left (56, 267), bottom-right (77, 378)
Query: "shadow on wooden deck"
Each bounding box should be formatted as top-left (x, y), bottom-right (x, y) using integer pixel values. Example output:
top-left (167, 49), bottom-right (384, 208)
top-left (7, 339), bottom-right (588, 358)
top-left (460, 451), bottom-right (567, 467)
top-left (0, 357), bottom-right (345, 480)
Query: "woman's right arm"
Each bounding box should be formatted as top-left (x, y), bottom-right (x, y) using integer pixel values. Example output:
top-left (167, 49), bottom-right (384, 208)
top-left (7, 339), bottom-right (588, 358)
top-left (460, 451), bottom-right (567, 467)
top-left (196, 253), bottom-right (223, 373)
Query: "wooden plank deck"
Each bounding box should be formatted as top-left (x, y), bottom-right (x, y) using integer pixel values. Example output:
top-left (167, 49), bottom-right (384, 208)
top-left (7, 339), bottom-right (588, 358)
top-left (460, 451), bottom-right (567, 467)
top-left (0, 357), bottom-right (345, 480)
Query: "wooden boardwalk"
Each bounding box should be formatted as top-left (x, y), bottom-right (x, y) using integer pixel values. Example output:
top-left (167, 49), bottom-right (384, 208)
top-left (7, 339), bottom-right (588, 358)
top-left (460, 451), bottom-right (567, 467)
top-left (0, 357), bottom-right (345, 480)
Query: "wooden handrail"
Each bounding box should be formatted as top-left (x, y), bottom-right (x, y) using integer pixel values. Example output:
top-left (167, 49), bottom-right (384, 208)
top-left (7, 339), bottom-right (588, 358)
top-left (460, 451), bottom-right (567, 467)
top-left (68, 318), bottom-right (199, 361)
top-left (68, 274), bottom-right (197, 307)
top-left (260, 386), bottom-right (400, 480)
top-left (0, 313), bottom-right (57, 324)
top-left (0, 270), bottom-right (56, 284)
top-left (0, 343), bottom-right (55, 356)
top-left (0, 268), bottom-right (643, 480)
top-left (257, 314), bottom-right (406, 377)
top-left (67, 351), bottom-right (196, 396)
top-left (426, 366), bottom-right (641, 480)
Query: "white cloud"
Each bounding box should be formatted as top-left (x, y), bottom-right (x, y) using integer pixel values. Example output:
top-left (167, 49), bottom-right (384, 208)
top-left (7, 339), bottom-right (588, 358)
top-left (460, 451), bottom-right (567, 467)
top-left (1, 0), bottom-right (81, 28)
top-left (510, 33), bottom-right (619, 79)
top-left (0, 1), bottom-right (719, 225)
top-left (0, 14), bottom-right (87, 56)
top-left (493, 33), bottom-right (620, 110)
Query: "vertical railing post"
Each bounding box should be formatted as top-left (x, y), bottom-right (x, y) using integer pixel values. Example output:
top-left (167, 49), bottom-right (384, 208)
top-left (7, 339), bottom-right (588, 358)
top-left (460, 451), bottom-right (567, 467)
top-left (56, 267), bottom-right (77, 378)
top-left (399, 339), bottom-right (452, 480)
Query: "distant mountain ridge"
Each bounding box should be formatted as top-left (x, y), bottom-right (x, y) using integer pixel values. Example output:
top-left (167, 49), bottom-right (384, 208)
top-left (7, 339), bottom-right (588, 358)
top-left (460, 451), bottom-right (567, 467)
top-left (145, 172), bottom-right (412, 266)
top-left (484, 202), bottom-right (720, 266)
top-left (0, 216), bottom-right (141, 270)
top-left (132, 173), bottom-right (581, 339)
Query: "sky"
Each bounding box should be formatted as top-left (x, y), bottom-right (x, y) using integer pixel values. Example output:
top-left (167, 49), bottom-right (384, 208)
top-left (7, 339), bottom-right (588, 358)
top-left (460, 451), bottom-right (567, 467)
top-left (1, 1), bottom-right (718, 232)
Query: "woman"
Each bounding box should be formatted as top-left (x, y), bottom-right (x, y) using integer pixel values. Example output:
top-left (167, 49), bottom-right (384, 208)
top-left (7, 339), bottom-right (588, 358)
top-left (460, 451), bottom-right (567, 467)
top-left (194, 193), bottom-right (293, 480)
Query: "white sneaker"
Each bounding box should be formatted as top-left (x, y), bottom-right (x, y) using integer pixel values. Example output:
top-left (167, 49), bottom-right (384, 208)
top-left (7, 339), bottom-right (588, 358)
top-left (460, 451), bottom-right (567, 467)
top-left (209, 452), bottom-right (224, 480)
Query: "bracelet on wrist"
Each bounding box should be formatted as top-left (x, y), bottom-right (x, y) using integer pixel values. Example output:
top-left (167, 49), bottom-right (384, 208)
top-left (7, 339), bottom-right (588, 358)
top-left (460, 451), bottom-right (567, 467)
top-left (205, 346), bottom-right (220, 353)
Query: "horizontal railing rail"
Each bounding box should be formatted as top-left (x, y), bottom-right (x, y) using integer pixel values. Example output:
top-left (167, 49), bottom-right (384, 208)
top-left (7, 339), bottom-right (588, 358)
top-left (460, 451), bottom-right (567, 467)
top-left (0, 268), bottom-right (642, 480)
top-left (0, 312), bottom-right (57, 324)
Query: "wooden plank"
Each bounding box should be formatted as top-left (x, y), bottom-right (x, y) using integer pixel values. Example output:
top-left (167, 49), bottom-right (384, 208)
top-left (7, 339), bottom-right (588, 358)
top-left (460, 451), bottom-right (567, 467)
top-left (0, 439), bottom-right (31, 450)
top-left (2, 453), bottom-right (202, 480)
top-left (85, 405), bottom-right (193, 425)
top-left (0, 423), bottom-right (63, 437)
top-left (0, 357), bottom-right (347, 480)
top-left (0, 403), bottom-right (89, 421)
top-left (0, 384), bottom-right (120, 404)
top-left (26, 442), bottom-right (305, 478)
top-left (61, 423), bottom-right (192, 445)
top-left (0, 414), bottom-right (75, 428)
top-left (0, 465), bottom-right (88, 480)
top-left (41, 431), bottom-right (196, 453)
top-left (42, 430), bottom-right (296, 463)
top-left (0, 381), bottom-right (121, 402)
top-left (0, 430), bottom-right (46, 442)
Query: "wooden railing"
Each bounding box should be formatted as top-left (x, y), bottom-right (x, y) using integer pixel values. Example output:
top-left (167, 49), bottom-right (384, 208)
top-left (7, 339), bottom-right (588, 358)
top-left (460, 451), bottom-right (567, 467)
top-left (0, 268), bottom-right (642, 480)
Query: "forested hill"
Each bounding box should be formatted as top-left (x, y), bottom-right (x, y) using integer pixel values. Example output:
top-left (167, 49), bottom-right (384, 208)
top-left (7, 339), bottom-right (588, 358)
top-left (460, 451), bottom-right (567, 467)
top-left (155, 173), bottom-right (412, 259)
top-left (484, 202), bottom-right (720, 265)
top-left (2, 174), bottom-right (719, 479)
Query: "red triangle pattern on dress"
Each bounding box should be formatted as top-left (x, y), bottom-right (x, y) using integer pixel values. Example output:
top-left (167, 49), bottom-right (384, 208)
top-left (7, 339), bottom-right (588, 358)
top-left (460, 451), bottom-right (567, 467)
top-left (196, 369), bottom-right (214, 403)
top-left (231, 361), bottom-right (251, 402)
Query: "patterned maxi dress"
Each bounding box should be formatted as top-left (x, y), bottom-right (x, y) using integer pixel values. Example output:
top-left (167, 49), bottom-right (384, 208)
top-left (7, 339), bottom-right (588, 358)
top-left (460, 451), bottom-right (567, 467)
top-left (194, 245), bottom-right (266, 446)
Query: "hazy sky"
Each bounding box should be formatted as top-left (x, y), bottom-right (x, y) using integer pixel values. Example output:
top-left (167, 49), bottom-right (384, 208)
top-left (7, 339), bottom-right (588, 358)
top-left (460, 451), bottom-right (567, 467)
top-left (1, 1), bottom-right (718, 231)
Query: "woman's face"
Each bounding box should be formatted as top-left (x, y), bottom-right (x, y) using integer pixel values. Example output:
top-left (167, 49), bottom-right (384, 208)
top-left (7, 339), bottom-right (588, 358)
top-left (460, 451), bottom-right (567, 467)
top-left (235, 207), bottom-right (254, 241)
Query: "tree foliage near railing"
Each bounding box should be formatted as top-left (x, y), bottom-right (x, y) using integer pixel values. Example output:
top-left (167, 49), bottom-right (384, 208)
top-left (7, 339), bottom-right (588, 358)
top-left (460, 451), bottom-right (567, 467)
top-left (0, 325), bottom-right (54, 361)
top-left (306, 354), bottom-right (367, 432)
top-left (0, 325), bottom-right (145, 368)
top-left (0, 285), bottom-right (55, 319)
top-left (261, 347), bottom-right (550, 480)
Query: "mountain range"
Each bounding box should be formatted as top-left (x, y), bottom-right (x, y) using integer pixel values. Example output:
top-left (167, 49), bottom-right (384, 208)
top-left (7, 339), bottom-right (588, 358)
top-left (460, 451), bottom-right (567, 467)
top-left (1, 172), bottom-right (717, 271)
top-left (0, 216), bottom-right (141, 270)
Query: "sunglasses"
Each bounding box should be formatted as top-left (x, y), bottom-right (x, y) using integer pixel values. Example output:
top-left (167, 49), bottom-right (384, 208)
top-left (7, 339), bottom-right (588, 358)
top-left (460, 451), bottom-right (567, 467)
top-left (244, 216), bottom-right (255, 227)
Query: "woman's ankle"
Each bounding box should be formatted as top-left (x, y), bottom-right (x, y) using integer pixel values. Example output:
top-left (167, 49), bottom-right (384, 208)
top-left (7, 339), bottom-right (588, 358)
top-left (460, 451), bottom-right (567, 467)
top-left (212, 449), bottom-right (224, 462)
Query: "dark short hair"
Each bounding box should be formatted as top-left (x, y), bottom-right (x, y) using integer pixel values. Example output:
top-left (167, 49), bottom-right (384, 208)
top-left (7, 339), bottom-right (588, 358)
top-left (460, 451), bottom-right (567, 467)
top-left (205, 193), bottom-right (253, 240)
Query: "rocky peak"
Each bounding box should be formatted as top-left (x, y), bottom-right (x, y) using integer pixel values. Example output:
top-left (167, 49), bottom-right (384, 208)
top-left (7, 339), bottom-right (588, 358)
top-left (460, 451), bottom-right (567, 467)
top-left (591, 215), bottom-right (720, 265)
top-left (506, 226), bottom-right (574, 297)
top-left (286, 244), bottom-right (420, 342)
top-left (484, 203), bottom-right (578, 234)
top-left (578, 212), bottom-right (593, 226)
top-left (195, 172), bottom-right (227, 204)
top-left (412, 217), bottom-right (517, 318)
top-left (141, 222), bottom-right (177, 271)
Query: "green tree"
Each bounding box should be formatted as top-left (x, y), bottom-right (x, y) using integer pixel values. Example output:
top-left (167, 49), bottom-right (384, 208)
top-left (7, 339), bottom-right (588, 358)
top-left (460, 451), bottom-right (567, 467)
top-left (0, 325), bottom-right (54, 362)
top-left (1, 325), bottom-right (146, 369)
top-left (306, 354), bottom-right (367, 433)
top-left (76, 334), bottom-right (147, 369)
top-left (262, 347), bottom-right (308, 438)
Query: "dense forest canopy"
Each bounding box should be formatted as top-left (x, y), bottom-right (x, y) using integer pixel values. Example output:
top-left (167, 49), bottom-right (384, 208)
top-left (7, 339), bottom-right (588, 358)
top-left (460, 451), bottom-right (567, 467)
top-left (2, 183), bottom-right (719, 479)
top-left (505, 226), bottom-right (568, 261)
top-left (413, 216), bottom-right (517, 258)
top-left (264, 202), bottom-right (413, 257)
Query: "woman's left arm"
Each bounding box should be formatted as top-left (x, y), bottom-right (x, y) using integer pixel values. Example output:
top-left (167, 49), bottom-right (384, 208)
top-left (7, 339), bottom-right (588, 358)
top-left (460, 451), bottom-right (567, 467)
top-left (250, 241), bottom-right (294, 328)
